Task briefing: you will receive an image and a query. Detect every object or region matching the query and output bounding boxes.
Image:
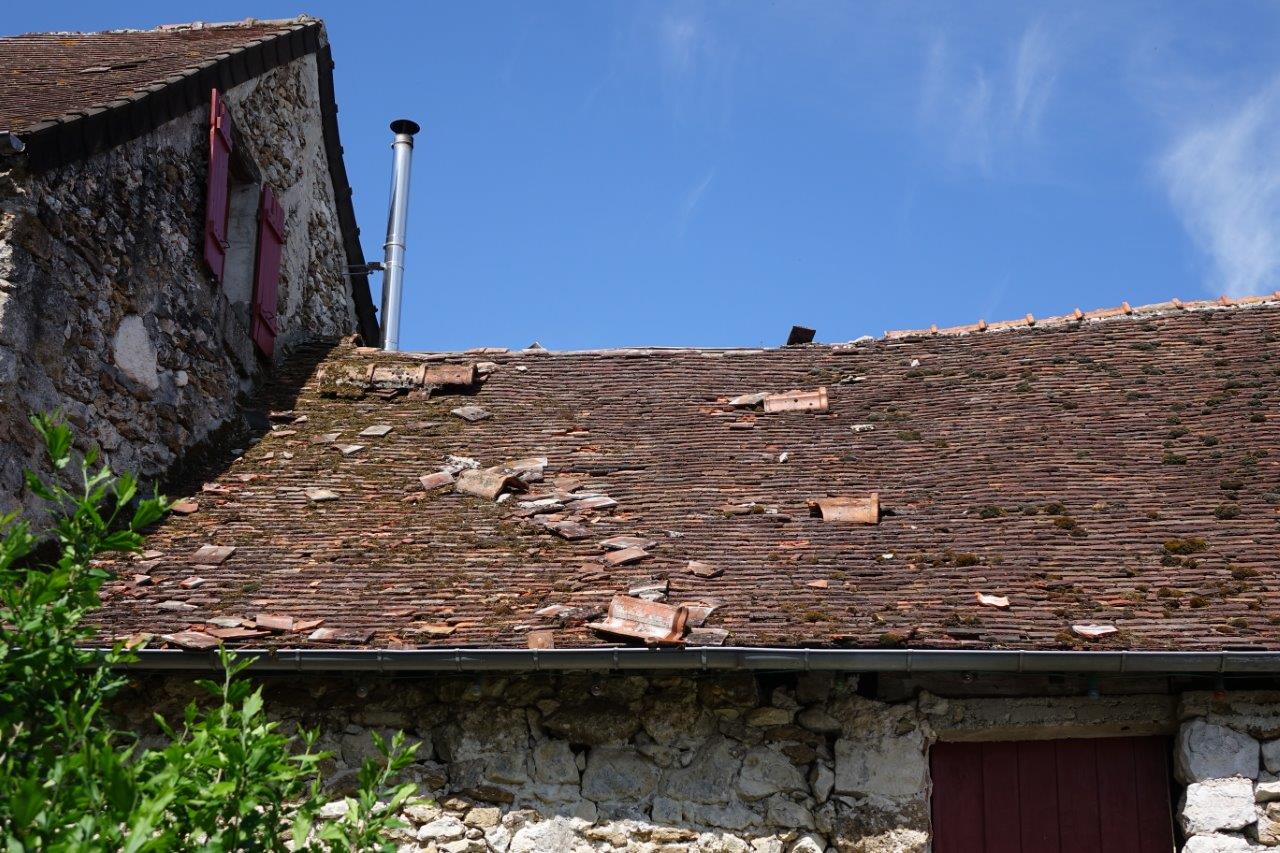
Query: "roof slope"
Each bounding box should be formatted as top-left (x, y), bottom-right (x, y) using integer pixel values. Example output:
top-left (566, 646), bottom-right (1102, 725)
top-left (92, 298), bottom-right (1280, 653)
top-left (0, 17), bottom-right (379, 345)
top-left (0, 20), bottom-right (299, 133)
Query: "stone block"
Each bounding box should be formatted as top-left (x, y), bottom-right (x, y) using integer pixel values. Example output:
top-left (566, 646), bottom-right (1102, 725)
top-left (1181, 778), bottom-right (1258, 835)
top-left (737, 746), bottom-right (807, 801)
top-left (581, 747), bottom-right (659, 801)
top-left (532, 739), bottom-right (579, 784)
top-left (1178, 720), bottom-right (1261, 782)
top-left (834, 730), bottom-right (926, 799)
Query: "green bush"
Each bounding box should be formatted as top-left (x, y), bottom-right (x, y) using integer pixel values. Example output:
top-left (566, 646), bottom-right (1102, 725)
top-left (0, 414), bottom-right (417, 850)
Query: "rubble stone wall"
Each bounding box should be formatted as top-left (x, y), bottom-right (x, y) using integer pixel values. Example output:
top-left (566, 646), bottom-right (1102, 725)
top-left (1176, 692), bottom-right (1280, 852)
top-left (0, 50), bottom-right (357, 516)
top-left (117, 671), bottom-right (1202, 853)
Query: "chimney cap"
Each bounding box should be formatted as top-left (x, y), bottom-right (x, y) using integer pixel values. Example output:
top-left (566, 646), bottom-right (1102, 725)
top-left (390, 119), bottom-right (421, 136)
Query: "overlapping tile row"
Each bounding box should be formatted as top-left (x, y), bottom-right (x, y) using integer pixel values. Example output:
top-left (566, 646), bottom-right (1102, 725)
top-left (90, 300), bottom-right (1280, 651)
top-left (0, 20), bottom-right (302, 132)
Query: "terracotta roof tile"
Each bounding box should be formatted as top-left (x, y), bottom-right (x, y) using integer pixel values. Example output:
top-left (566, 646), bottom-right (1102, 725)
top-left (0, 19), bottom-right (305, 133)
top-left (92, 296), bottom-right (1280, 652)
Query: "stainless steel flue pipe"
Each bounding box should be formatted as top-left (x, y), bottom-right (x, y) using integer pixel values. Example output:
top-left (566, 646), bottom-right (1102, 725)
top-left (379, 119), bottom-right (420, 351)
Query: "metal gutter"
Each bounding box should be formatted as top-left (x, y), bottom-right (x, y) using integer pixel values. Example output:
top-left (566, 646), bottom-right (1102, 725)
top-left (111, 647), bottom-right (1280, 675)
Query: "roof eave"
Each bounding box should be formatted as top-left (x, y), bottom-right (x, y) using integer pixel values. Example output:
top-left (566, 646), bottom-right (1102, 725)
top-left (107, 646), bottom-right (1280, 675)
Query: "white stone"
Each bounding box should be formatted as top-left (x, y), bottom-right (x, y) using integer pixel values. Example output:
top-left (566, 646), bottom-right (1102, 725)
top-left (1181, 778), bottom-right (1258, 835)
top-left (318, 799), bottom-right (349, 819)
top-left (1257, 781), bottom-right (1280, 803)
top-left (403, 802), bottom-right (442, 824)
top-left (484, 824), bottom-right (512, 853)
top-left (417, 816), bottom-right (466, 842)
top-left (1183, 836), bottom-right (1262, 853)
top-left (1178, 720), bottom-right (1261, 782)
top-left (464, 807), bottom-right (501, 828)
top-left (112, 314), bottom-right (159, 390)
top-left (508, 817), bottom-right (592, 853)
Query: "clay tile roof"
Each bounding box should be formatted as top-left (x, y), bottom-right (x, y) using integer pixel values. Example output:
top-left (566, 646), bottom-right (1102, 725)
top-left (92, 296), bottom-right (1280, 652)
top-left (0, 19), bottom-right (306, 133)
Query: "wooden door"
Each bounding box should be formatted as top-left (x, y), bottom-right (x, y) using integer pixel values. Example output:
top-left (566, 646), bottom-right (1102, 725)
top-left (930, 736), bottom-right (1175, 853)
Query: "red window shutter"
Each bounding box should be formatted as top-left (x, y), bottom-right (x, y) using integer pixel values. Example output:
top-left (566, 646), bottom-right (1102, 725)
top-left (251, 185), bottom-right (285, 359)
top-left (204, 89), bottom-right (233, 282)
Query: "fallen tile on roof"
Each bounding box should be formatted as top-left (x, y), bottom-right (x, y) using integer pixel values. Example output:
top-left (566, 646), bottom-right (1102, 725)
top-left (308, 627), bottom-right (374, 643)
top-left (359, 424), bottom-right (394, 437)
top-left (311, 432), bottom-right (340, 444)
top-left (419, 471), bottom-right (455, 491)
top-left (456, 468), bottom-right (529, 501)
top-left (527, 629), bottom-right (555, 649)
top-left (587, 595), bottom-right (689, 645)
top-left (541, 519), bottom-right (591, 540)
top-left (335, 444), bottom-right (364, 456)
top-left (566, 495), bottom-right (618, 512)
top-left (1072, 623), bottom-right (1117, 639)
top-left (411, 623), bottom-right (456, 637)
top-left (192, 544), bottom-right (235, 565)
top-left (305, 488), bottom-right (340, 502)
top-left (808, 494), bottom-right (879, 524)
top-left (601, 535), bottom-right (657, 551)
top-left (179, 576), bottom-right (205, 589)
top-left (763, 387), bottom-right (828, 413)
top-left (729, 392), bottom-right (770, 408)
top-left (255, 614), bottom-right (294, 632)
top-left (685, 627), bottom-right (729, 646)
top-left (451, 405), bottom-right (491, 422)
top-left (164, 631), bottom-right (219, 650)
top-left (206, 626), bottom-right (270, 641)
top-left (171, 499), bottom-right (199, 514)
top-left (807, 579), bottom-right (829, 589)
top-left (975, 592), bottom-right (1010, 609)
top-left (605, 546), bottom-right (649, 567)
top-left (424, 363), bottom-right (478, 387)
top-left (157, 600), bottom-right (196, 612)
top-left (688, 560), bottom-right (723, 579)
top-left (628, 579), bottom-right (668, 601)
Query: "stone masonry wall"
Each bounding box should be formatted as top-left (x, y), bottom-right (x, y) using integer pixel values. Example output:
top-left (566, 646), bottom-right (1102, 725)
top-left (1176, 692), bottom-right (1280, 852)
top-left (0, 48), bottom-right (357, 516)
top-left (119, 671), bottom-right (932, 853)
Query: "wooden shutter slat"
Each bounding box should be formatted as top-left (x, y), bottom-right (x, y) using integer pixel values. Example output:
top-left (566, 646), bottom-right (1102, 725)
top-left (250, 185), bottom-right (284, 358)
top-left (1097, 737), bottom-right (1142, 853)
top-left (203, 89), bottom-right (233, 282)
top-left (1053, 739), bottom-right (1103, 851)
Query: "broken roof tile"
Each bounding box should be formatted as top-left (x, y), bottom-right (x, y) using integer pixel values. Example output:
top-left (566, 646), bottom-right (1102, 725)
top-left (179, 576), bottom-right (205, 589)
top-left (688, 561), bottom-right (723, 579)
top-left (975, 592), bottom-right (1010, 609)
top-left (601, 535), bottom-right (657, 551)
top-left (419, 471), bottom-right (456, 491)
top-left (305, 488), bottom-right (340, 502)
top-left (527, 629), bottom-right (555, 649)
top-left (170, 499), bottom-right (199, 515)
top-left (163, 631), bottom-right (219, 651)
top-left (255, 613), bottom-right (294, 632)
top-left (763, 387), bottom-right (828, 413)
top-left (586, 595), bottom-right (689, 645)
top-left (455, 468), bottom-right (529, 501)
top-left (451, 405), bottom-right (491, 422)
top-left (604, 546), bottom-right (649, 567)
top-left (191, 544), bottom-right (235, 565)
top-left (358, 424), bottom-right (393, 438)
top-left (1072, 623), bottom-right (1118, 639)
top-left (808, 494), bottom-right (879, 524)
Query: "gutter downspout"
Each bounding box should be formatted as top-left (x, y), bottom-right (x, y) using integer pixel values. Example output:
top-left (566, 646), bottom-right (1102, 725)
top-left (110, 647), bottom-right (1280, 674)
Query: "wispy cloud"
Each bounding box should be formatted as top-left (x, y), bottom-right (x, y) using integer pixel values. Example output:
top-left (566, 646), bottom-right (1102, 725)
top-left (918, 21), bottom-right (1059, 174)
top-left (650, 12), bottom-right (736, 127)
top-left (1160, 80), bottom-right (1280, 297)
top-left (678, 169), bottom-right (715, 236)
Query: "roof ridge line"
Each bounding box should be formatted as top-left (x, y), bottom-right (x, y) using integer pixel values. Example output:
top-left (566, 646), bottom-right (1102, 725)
top-left (3, 17), bottom-right (314, 40)
top-left (877, 292), bottom-right (1280, 343)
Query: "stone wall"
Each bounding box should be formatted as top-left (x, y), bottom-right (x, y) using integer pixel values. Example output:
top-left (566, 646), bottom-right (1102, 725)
top-left (1176, 692), bottom-right (1280, 852)
top-left (119, 671), bottom-right (930, 853)
top-left (0, 48), bottom-right (357, 516)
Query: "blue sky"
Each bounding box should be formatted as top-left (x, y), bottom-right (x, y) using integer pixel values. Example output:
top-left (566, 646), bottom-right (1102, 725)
top-left (10, 3), bottom-right (1280, 350)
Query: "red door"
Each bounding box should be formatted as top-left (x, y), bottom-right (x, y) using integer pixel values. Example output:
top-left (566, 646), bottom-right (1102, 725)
top-left (931, 737), bottom-right (1175, 853)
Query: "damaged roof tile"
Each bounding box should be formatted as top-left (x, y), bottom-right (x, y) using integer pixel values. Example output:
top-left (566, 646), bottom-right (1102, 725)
top-left (191, 544), bottom-right (235, 565)
top-left (586, 595), bottom-right (689, 645)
